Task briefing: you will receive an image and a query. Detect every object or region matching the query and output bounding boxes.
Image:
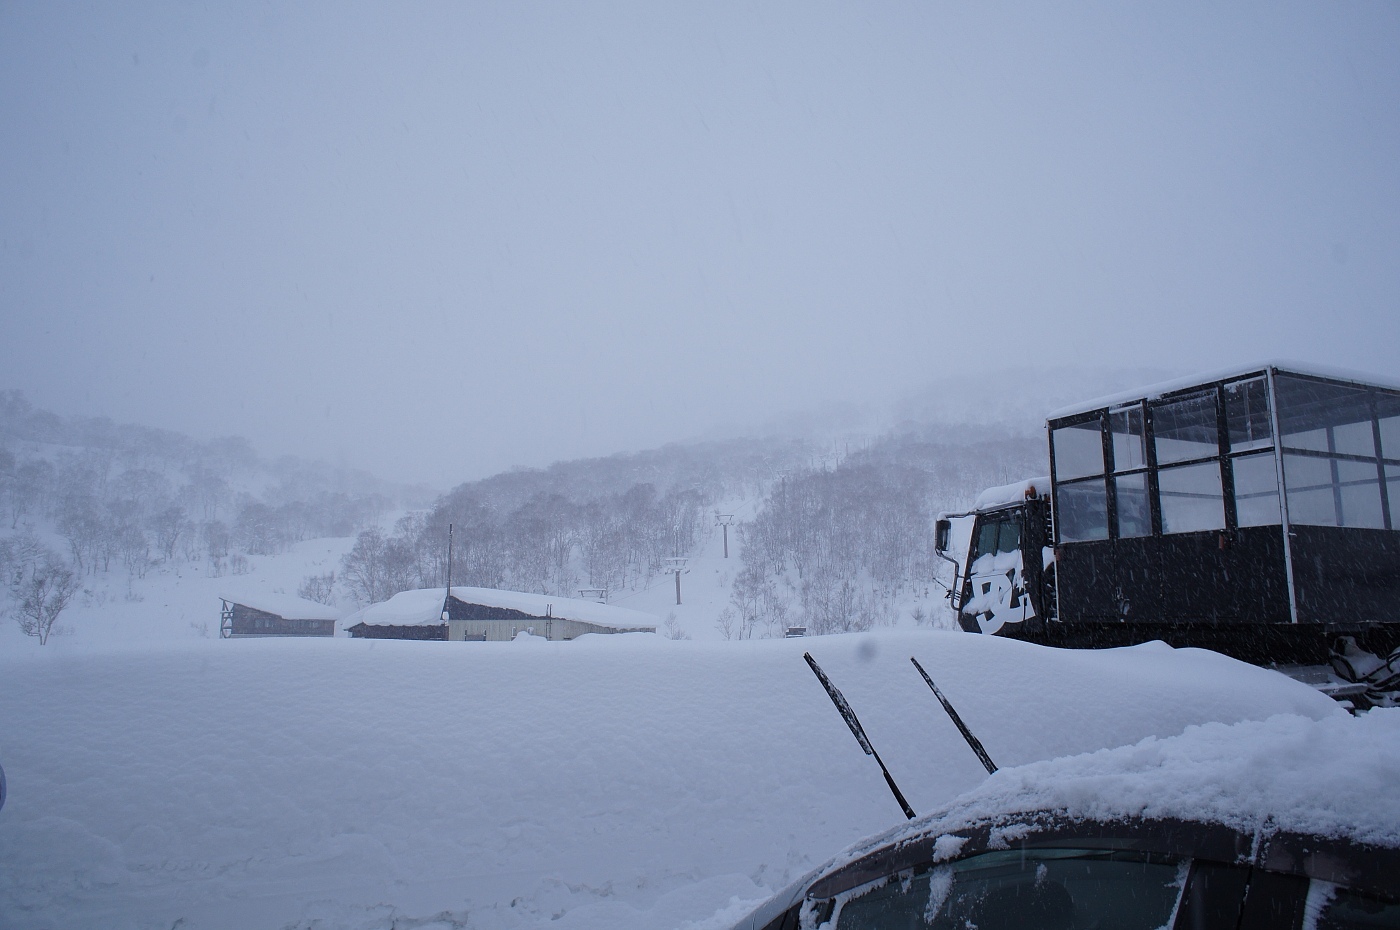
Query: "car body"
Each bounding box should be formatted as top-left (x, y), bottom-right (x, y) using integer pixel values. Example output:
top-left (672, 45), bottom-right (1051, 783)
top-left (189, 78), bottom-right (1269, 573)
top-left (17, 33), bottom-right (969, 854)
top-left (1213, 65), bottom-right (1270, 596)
top-left (726, 713), bottom-right (1400, 929)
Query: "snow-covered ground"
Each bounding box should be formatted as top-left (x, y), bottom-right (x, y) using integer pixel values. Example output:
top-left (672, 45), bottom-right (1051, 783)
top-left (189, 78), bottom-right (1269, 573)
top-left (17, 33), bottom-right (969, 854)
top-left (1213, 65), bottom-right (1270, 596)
top-left (0, 628), bottom-right (1343, 930)
top-left (0, 535), bottom-right (356, 651)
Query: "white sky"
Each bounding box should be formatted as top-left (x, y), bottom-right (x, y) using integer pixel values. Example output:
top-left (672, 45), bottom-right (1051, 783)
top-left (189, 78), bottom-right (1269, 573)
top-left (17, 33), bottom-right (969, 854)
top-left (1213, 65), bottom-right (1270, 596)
top-left (2, 2), bottom-right (1398, 487)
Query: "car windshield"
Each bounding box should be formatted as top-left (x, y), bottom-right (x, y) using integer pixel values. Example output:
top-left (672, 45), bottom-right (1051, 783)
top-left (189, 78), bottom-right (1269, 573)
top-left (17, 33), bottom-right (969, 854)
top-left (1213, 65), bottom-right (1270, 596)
top-left (829, 847), bottom-right (1185, 930)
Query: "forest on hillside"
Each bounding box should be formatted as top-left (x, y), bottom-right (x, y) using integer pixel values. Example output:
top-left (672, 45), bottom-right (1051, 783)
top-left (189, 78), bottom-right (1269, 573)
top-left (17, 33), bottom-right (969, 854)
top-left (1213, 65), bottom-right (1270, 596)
top-left (337, 427), bottom-right (1045, 636)
top-left (0, 387), bottom-right (1046, 642)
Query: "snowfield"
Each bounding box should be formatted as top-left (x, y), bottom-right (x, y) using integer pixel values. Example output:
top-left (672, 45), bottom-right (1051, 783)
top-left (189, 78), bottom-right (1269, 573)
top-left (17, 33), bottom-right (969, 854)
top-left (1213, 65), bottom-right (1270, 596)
top-left (0, 629), bottom-right (1348, 930)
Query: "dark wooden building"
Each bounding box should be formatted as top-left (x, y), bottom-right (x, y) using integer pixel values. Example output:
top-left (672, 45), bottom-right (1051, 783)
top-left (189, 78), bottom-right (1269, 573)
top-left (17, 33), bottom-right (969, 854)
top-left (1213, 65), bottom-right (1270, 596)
top-left (219, 594), bottom-right (340, 638)
top-left (343, 586), bottom-right (657, 641)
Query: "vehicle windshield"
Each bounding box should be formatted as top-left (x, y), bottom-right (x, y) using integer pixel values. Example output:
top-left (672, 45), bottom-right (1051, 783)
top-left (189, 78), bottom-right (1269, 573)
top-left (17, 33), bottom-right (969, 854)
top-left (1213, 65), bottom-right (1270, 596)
top-left (829, 847), bottom-right (1185, 930)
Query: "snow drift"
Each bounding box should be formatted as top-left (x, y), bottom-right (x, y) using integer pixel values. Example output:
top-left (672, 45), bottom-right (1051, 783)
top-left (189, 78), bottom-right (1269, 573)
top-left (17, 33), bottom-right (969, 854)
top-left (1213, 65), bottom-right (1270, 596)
top-left (0, 630), bottom-right (1344, 930)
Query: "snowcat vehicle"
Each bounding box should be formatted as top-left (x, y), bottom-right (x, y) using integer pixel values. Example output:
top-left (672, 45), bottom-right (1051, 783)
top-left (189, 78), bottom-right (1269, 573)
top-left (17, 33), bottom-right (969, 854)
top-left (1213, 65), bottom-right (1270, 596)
top-left (934, 362), bottom-right (1400, 706)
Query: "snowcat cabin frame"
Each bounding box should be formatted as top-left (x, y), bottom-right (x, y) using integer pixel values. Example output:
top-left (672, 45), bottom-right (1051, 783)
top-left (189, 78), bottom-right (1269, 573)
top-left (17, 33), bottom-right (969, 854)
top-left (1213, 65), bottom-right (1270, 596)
top-left (1040, 364), bottom-right (1400, 664)
top-left (936, 483), bottom-right (1055, 641)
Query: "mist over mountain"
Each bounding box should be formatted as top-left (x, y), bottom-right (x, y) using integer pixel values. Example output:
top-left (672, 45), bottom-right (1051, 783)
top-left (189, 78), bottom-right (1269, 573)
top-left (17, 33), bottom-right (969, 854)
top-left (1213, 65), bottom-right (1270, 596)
top-left (0, 371), bottom-right (1076, 647)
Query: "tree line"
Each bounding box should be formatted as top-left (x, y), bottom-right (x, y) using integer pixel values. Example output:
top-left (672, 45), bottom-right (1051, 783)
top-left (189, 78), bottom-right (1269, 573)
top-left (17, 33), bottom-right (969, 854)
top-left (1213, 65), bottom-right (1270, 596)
top-left (338, 483), bottom-right (709, 606)
top-left (719, 432), bottom-right (1046, 639)
top-left (0, 390), bottom-right (410, 642)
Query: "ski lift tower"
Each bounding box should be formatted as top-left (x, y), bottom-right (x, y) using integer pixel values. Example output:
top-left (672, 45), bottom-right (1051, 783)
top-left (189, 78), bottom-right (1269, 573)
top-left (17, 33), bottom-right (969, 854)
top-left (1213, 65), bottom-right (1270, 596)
top-left (715, 512), bottom-right (736, 558)
top-left (665, 557), bottom-right (690, 605)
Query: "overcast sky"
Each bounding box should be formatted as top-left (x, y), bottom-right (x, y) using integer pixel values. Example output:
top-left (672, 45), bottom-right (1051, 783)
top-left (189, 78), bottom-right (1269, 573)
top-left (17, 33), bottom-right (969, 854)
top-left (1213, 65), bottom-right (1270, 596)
top-left (2, 2), bottom-right (1398, 487)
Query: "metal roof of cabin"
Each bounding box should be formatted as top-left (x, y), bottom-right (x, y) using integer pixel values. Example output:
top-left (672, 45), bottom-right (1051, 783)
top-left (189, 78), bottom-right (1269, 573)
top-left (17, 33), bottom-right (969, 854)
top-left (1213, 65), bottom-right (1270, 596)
top-left (1047, 360), bottom-right (1400, 423)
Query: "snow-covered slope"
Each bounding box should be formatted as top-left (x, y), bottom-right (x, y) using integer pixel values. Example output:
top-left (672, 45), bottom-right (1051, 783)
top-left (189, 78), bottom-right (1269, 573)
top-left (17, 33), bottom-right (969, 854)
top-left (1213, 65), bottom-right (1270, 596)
top-left (0, 630), bottom-right (1342, 930)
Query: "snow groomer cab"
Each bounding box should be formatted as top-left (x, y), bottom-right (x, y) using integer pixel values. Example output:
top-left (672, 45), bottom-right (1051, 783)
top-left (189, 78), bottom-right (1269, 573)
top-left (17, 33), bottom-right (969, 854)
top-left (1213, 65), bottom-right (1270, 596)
top-left (936, 363), bottom-right (1400, 702)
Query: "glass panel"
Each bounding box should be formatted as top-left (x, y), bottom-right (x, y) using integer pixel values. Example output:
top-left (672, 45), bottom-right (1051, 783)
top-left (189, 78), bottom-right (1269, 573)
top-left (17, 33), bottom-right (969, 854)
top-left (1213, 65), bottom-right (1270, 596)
top-left (1286, 426), bottom-right (1332, 453)
top-left (1153, 393), bottom-right (1220, 465)
top-left (1053, 418), bottom-right (1105, 481)
top-left (1056, 479), bottom-right (1108, 543)
top-left (1110, 405), bottom-right (1146, 472)
top-left (1310, 881), bottom-right (1400, 929)
top-left (1224, 377), bottom-right (1272, 452)
top-left (1285, 454), bottom-right (1340, 526)
top-left (1115, 472), bottom-right (1151, 538)
top-left (1276, 375), bottom-right (1373, 454)
top-left (1378, 394), bottom-right (1400, 460)
top-left (833, 848), bottom-right (1183, 930)
top-left (1389, 465), bottom-right (1399, 530)
top-left (973, 521), bottom-right (999, 560)
top-left (1158, 461), bottom-right (1225, 534)
top-left (1232, 452), bottom-right (1281, 527)
top-left (1284, 456), bottom-right (1386, 528)
top-left (1337, 459), bottom-right (1385, 529)
top-left (1333, 420), bottom-right (1378, 458)
top-left (996, 520), bottom-right (1021, 555)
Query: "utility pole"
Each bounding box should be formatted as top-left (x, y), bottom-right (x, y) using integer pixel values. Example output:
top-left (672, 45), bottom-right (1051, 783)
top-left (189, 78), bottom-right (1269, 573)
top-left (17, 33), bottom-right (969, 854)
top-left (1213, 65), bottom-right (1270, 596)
top-left (715, 513), bottom-right (735, 558)
top-left (665, 557), bottom-right (690, 605)
top-left (441, 523), bottom-right (454, 631)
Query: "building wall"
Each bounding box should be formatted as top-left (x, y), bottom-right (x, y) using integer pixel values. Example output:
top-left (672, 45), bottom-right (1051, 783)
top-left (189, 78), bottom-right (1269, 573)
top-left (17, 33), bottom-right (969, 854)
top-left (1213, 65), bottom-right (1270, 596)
top-left (447, 617), bottom-right (652, 641)
top-left (229, 604), bottom-right (336, 637)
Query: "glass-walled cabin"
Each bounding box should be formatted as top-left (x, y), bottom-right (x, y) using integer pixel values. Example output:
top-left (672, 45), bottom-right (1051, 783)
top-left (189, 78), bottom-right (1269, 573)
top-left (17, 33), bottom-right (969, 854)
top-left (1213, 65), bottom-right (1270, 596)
top-left (1047, 364), bottom-right (1400, 637)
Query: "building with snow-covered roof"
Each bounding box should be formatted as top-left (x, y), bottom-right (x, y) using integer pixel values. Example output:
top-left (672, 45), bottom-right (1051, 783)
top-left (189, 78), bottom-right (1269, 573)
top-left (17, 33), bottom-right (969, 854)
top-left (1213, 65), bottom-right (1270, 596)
top-left (219, 593), bottom-right (341, 638)
top-left (342, 587), bottom-right (657, 641)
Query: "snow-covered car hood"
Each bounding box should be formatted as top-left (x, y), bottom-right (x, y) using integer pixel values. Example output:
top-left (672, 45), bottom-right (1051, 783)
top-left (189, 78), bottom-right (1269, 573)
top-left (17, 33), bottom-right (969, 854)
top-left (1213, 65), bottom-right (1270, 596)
top-left (727, 710), bottom-right (1400, 929)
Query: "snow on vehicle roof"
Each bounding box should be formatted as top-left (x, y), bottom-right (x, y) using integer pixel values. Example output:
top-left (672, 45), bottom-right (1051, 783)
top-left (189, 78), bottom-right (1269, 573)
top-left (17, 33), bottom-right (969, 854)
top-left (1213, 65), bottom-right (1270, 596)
top-left (841, 709), bottom-right (1400, 867)
top-left (0, 629), bottom-right (1348, 928)
top-left (1048, 359), bottom-right (1400, 422)
top-left (972, 477), bottom-right (1050, 512)
top-left (342, 586), bottom-right (659, 630)
top-left (219, 591), bottom-right (341, 621)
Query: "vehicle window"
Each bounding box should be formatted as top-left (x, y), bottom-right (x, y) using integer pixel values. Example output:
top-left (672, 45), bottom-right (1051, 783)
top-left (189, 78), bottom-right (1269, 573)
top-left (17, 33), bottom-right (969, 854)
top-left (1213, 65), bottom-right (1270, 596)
top-left (1232, 452), bottom-right (1282, 527)
top-left (1110, 405), bottom-right (1147, 471)
top-left (1115, 472), bottom-right (1151, 538)
top-left (1333, 420), bottom-right (1378, 458)
top-left (1153, 393), bottom-right (1220, 465)
top-left (974, 521), bottom-right (1000, 559)
top-left (830, 848), bottom-right (1184, 930)
top-left (1158, 461), bottom-right (1225, 534)
top-left (1389, 465), bottom-right (1400, 530)
top-left (1307, 880), bottom-right (1400, 929)
top-left (972, 520), bottom-right (1023, 561)
top-left (1056, 480), bottom-right (1108, 543)
top-left (1053, 419), bottom-right (1105, 481)
top-left (1380, 403), bottom-right (1400, 461)
top-left (997, 520), bottom-right (1021, 555)
top-left (1225, 377), bottom-right (1273, 453)
top-left (1284, 455), bottom-right (1387, 528)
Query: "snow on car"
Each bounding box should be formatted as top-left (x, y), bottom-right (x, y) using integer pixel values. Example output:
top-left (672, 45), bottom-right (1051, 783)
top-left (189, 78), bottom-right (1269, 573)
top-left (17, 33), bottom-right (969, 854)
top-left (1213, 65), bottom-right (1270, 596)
top-left (0, 630), bottom-right (1359, 930)
top-left (725, 711), bottom-right (1400, 929)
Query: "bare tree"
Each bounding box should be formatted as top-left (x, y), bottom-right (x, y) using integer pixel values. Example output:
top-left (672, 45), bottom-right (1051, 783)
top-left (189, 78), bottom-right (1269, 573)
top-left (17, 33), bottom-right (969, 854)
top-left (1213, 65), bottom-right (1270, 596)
top-left (5, 544), bottom-right (80, 645)
top-left (148, 504), bottom-right (188, 561)
top-left (298, 571), bottom-right (337, 606)
top-left (340, 527), bottom-right (417, 605)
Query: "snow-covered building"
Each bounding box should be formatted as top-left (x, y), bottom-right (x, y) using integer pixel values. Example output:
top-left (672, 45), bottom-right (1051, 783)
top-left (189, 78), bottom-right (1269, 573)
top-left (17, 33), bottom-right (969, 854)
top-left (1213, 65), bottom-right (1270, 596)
top-left (219, 593), bottom-right (341, 638)
top-left (342, 587), bottom-right (658, 641)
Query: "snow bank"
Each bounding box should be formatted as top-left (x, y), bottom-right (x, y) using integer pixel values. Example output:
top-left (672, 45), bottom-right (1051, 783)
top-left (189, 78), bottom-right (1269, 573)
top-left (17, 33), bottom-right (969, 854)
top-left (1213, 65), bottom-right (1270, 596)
top-left (0, 631), bottom-right (1343, 930)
